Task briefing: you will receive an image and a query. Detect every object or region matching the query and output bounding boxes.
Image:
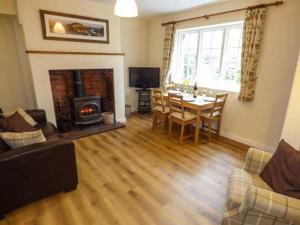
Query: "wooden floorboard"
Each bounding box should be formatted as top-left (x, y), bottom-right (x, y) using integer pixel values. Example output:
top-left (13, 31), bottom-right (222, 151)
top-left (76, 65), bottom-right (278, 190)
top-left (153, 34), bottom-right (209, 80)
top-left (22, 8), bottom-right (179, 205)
top-left (0, 114), bottom-right (246, 225)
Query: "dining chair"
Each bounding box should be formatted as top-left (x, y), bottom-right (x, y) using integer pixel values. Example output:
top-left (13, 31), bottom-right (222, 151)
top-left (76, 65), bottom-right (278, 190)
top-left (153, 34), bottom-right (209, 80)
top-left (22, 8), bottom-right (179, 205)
top-left (200, 93), bottom-right (228, 142)
top-left (151, 89), bottom-right (170, 132)
top-left (168, 93), bottom-right (196, 144)
top-left (165, 83), bottom-right (176, 92)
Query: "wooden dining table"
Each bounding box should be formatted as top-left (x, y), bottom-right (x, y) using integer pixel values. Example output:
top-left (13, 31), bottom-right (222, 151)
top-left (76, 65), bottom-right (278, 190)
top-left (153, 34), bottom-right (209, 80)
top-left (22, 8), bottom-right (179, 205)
top-left (163, 92), bottom-right (215, 144)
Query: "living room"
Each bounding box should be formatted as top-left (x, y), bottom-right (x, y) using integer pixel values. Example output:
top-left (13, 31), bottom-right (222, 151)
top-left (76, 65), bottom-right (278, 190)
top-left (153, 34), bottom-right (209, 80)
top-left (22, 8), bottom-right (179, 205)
top-left (0, 0), bottom-right (300, 224)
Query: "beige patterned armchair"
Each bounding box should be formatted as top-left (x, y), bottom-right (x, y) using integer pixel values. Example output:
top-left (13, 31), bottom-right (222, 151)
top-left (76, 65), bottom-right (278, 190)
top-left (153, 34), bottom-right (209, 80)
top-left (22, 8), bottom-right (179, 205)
top-left (223, 148), bottom-right (300, 225)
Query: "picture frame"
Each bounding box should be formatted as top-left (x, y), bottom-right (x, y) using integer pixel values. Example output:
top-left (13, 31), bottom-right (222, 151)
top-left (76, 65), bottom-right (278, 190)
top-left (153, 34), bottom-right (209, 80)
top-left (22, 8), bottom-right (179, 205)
top-left (40, 10), bottom-right (109, 44)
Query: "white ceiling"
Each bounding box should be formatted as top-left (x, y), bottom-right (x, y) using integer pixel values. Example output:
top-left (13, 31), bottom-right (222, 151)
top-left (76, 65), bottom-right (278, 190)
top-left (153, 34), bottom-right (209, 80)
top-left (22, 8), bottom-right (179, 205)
top-left (96, 0), bottom-right (225, 16)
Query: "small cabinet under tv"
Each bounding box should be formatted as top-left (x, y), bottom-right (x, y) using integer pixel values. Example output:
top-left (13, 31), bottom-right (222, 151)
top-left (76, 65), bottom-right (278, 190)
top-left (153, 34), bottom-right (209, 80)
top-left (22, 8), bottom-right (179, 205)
top-left (136, 89), bottom-right (151, 113)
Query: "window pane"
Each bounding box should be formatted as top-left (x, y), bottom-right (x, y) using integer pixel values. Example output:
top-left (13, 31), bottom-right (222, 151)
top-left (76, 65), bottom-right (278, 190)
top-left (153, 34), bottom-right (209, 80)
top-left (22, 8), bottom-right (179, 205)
top-left (201, 30), bottom-right (223, 49)
top-left (201, 31), bottom-right (212, 48)
top-left (175, 32), bottom-right (199, 82)
top-left (183, 49), bottom-right (197, 80)
top-left (220, 26), bottom-right (243, 87)
top-left (222, 48), bottom-right (242, 84)
top-left (211, 30), bottom-right (223, 48)
top-left (172, 22), bottom-right (243, 91)
top-left (182, 32), bottom-right (198, 49)
top-left (198, 29), bottom-right (223, 84)
top-left (198, 48), bottom-right (222, 80)
top-left (227, 27), bottom-right (243, 48)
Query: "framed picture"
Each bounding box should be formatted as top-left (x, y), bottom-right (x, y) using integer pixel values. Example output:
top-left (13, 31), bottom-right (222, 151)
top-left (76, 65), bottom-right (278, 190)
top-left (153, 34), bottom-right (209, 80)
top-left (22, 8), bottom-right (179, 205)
top-left (40, 10), bottom-right (109, 44)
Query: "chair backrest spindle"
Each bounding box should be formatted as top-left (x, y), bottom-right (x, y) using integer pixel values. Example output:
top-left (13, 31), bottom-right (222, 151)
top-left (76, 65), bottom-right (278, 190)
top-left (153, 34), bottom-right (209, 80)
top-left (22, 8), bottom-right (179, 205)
top-left (168, 93), bottom-right (185, 120)
top-left (210, 93), bottom-right (228, 117)
top-left (151, 89), bottom-right (166, 112)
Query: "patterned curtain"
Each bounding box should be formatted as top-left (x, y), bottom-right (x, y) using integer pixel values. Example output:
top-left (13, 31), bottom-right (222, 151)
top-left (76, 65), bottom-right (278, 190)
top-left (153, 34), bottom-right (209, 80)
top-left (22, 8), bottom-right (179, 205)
top-left (161, 23), bottom-right (176, 88)
top-left (238, 7), bottom-right (266, 102)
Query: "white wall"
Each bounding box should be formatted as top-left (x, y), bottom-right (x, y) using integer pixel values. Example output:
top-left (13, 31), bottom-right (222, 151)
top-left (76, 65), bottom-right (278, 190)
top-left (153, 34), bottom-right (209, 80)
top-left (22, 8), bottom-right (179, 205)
top-left (0, 0), bottom-right (16, 15)
top-left (0, 16), bottom-right (32, 111)
top-left (16, 0), bottom-right (121, 53)
top-left (281, 52), bottom-right (300, 150)
top-left (121, 18), bottom-right (148, 111)
top-left (147, 0), bottom-right (300, 151)
top-left (15, 0), bottom-right (126, 124)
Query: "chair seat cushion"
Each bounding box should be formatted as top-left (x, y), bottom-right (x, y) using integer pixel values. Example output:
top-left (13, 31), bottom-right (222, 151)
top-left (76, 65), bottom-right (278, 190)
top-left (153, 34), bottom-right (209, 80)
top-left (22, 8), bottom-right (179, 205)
top-left (154, 106), bottom-right (170, 113)
top-left (171, 111), bottom-right (196, 121)
top-left (225, 168), bottom-right (271, 211)
top-left (200, 109), bottom-right (220, 118)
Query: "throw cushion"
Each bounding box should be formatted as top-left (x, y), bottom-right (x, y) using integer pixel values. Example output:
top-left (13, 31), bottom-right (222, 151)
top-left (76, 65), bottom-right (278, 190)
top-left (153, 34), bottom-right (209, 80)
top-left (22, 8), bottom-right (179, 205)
top-left (260, 139), bottom-right (300, 199)
top-left (0, 130), bottom-right (46, 149)
top-left (2, 107), bottom-right (37, 127)
top-left (0, 112), bottom-right (36, 132)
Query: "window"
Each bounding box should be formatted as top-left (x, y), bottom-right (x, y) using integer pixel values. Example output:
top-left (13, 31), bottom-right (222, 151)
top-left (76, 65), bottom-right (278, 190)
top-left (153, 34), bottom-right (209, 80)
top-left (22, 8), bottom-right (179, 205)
top-left (172, 21), bottom-right (244, 92)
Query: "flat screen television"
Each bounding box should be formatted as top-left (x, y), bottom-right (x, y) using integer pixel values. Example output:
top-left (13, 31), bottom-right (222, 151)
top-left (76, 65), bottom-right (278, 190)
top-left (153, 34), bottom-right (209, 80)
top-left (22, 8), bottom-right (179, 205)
top-left (129, 67), bottom-right (160, 89)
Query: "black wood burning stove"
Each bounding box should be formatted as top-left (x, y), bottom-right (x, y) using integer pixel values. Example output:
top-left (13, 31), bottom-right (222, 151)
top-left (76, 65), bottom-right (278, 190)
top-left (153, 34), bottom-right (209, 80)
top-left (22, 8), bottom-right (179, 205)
top-left (72, 70), bottom-right (102, 125)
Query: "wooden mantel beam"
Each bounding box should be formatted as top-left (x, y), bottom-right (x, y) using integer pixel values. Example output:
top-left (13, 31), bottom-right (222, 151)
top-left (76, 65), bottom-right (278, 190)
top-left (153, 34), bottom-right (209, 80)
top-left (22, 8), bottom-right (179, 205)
top-left (26, 50), bottom-right (125, 56)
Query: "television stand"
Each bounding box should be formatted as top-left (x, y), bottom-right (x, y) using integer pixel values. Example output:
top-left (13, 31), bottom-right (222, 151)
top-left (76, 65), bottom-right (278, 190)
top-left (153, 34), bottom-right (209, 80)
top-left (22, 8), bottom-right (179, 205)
top-left (136, 89), bottom-right (151, 113)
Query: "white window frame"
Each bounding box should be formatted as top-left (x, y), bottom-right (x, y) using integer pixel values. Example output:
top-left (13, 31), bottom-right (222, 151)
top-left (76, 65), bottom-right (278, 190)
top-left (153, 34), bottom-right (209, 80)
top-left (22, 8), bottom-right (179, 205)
top-left (172, 21), bottom-right (244, 92)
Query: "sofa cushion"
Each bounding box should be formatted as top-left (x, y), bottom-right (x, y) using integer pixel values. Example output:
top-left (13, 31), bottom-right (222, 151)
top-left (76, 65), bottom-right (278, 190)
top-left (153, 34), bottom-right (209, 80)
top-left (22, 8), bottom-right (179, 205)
top-left (0, 130), bottom-right (46, 149)
top-left (0, 112), bottom-right (36, 132)
top-left (0, 138), bottom-right (10, 151)
top-left (0, 124), bottom-right (10, 151)
top-left (260, 139), bottom-right (300, 200)
top-left (225, 168), bottom-right (271, 211)
top-left (36, 122), bottom-right (59, 138)
top-left (2, 107), bottom-right (37, 127)
top-left (25, 109), bottom-right (47, 124)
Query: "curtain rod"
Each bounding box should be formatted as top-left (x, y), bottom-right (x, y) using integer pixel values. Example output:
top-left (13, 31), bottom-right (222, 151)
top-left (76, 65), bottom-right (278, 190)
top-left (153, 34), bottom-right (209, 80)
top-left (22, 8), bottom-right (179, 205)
top-left (161, 1), bottom-right (283, 26)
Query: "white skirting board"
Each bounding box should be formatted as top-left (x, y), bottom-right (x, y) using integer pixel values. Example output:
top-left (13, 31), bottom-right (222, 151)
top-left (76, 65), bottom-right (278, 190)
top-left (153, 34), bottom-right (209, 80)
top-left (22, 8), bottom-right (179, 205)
top-left (220, 130), bottom-right (275, 153)
top-left (116, 117), bottom-right (127, 123)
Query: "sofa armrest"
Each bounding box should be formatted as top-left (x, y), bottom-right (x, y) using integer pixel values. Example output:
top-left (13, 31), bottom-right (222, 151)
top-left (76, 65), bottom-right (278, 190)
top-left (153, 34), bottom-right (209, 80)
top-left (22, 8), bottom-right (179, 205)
top-left (0, 138), bottom-right (72, 162)
top-left (25, 109), bottom-right (47, 124)
top-left (243, 148), bottom-right (272, 175)
top-left (0, 138), bottom-right (78, 216)
top-left (241, 185), bottom-right (300, 223)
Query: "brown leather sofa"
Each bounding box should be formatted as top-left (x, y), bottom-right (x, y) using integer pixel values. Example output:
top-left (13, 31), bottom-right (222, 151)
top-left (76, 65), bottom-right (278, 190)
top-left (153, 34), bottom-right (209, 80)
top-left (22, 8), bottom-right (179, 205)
top-left (0, 109), bottom-right (78, 219)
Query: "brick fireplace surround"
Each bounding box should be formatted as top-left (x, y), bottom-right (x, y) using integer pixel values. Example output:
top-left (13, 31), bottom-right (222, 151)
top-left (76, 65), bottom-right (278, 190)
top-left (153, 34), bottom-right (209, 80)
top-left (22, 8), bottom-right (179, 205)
top-left (49, 69), bottom-right (115, 128)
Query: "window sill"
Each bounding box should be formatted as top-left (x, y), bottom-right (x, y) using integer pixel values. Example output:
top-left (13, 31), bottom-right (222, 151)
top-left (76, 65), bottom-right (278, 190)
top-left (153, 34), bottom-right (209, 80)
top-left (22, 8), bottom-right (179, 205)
top-left (173, 82), bottom-right (240, 93)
